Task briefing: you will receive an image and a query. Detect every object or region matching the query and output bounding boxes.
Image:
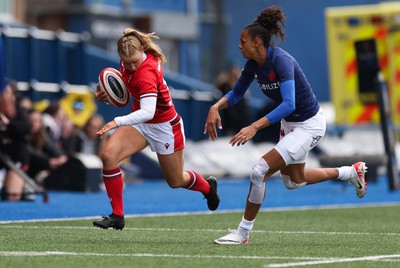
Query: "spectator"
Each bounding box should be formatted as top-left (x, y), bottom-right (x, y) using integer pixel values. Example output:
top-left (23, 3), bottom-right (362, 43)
top-left (64, 114), bottom-right (106, 157)
top-left (59, 112), bottom-right (77, 153)
top-left (215, 64), bottom-right (249, 135)
top-left (26, 108), bottom-right (68, 183)
top-left (19, 96), bottom-right (33, 111)
top-left (42, 101), bottom-right (65, 149)
top-left (0, 81), bottom-right (31, 201)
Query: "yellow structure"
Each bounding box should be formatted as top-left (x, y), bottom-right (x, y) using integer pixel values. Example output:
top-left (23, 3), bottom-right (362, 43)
top-left (60, 90), bottom-right (97, 127)
top-left (325, 2), bottom-right (400, 125)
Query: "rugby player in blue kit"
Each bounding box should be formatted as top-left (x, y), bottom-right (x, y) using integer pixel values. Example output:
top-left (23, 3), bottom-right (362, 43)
top-left (204, 6), bottom-right (368, 245)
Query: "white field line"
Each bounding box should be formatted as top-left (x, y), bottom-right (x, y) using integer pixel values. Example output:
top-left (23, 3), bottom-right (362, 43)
top-left (264, 254), bottom-right (400, 267)
top-left (0, 250), bottom-right (400, 267)
top-left (0, 251), bottom-right (322, 259)
top-left (0, 225), bottom-right (399, 237)
top-left (0, 202), bottom-right (399, 224)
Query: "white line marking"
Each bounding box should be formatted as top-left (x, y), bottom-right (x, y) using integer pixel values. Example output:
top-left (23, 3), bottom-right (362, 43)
top-left (0, 225), bottom-right (399, 237)
top-left (1, 250), bottom-right (400, 267)
top-left (0, 202), bottom-right (399, 224)
top-left (264, 254), bottom-right (400, 267)
top-left (0, 251), bottom-right (346, 260)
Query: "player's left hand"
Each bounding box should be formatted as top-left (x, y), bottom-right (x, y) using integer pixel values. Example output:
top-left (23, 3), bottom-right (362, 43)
top-left (230, 125), bottom-right (257, 146)
top-left (97, 120), bottom-right (117, 139)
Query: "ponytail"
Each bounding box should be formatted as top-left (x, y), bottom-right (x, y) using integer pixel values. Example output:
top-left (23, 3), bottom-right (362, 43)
top-left (245, 6), bottom-right (286, 46)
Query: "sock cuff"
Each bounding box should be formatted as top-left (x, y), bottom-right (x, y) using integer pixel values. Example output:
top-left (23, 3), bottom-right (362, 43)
top-left (240, 216), bottom-right (255, 230)
top-left (185, 170), bottom-right (197, 189)
top-left (337, 166), bottom-right (353, 180)
top-left (103, 166), bottom-right (122, 180)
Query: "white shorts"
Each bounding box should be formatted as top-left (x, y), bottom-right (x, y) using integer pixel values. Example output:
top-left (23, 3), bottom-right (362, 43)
top-left (275, 108), bottom-right (326, 165)
top-left (132, 114), bottom-right (186, 155)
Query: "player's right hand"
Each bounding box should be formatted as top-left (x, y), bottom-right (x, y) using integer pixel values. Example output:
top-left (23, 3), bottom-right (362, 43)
top-left (204, 105), bottom-right (222, 141)
top-left (95, 83), bottom-right (109, 103)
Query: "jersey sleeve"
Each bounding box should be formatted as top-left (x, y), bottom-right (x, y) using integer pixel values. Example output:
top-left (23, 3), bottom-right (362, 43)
top-left (265, 80), bottom-right (295, 124)
top-left (264, 55), bottom-right (296, 124)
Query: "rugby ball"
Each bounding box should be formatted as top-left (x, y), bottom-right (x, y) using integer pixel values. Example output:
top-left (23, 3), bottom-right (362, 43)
top-left (98, 67), bottom-right (130, 107)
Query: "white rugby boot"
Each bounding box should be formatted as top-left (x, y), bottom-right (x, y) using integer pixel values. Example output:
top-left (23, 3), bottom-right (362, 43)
top-left (348, 162), bottom-right (368, 198)
top-left (214, 229), bottom-right (249, 245)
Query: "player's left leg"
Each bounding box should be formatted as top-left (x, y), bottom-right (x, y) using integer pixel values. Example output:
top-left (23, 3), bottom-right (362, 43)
top-left (93, 125), bottom-right (147, 230)
top-left (157, 150), bottom-right (220, 211)
top-left (282, 162), bottom-right (367, 198)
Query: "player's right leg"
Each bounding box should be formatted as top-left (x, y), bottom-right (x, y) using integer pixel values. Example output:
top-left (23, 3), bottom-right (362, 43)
top-left (214, 228), bottom-right (249, 245)
top-left (93, 125), bottom-right (147, 230)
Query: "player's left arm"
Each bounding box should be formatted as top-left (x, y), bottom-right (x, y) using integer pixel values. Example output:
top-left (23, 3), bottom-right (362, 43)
top-left (264, 80), bottom-right (295, 124)
top-left (114, 93), bottom-right (156, 126)
top-left (265, 55), bottom-right (296, 125)
top-left (96, 96), bottom-right (156, 138)
top-left (113, 68), bottom-right (158, 126)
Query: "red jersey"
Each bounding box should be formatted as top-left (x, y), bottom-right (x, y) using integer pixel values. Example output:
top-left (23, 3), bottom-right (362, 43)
top-left (120, 54), bottom-right (177, 124)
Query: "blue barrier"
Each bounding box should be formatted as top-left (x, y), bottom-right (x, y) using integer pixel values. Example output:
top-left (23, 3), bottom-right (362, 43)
top-left (1, 26), bottom-right (217, 141)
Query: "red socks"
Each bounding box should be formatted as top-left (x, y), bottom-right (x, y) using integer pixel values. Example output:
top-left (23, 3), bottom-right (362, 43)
top-left (185, 170), bottom-right (210, 195)
top-left (102, 168), bottom-right (209, 215)
top-left (103, 167), bottom-right (124, 217)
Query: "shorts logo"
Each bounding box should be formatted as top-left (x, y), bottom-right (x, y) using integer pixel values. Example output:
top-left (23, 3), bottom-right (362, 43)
top-left (165, 143), bottom-right (170, 149)
top-left (310, 136), bottom-right (322, 148)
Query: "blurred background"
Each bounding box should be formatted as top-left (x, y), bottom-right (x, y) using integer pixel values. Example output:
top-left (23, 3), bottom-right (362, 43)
top-left (0, 0), bottom-right (399, 197)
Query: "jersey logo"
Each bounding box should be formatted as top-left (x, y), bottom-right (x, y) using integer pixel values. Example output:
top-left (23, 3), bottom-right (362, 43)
top-left (269, 71), bottom-right (276, 81)
top-left (259, 82), bottom-right (279, 91)
top-left (165, 143), bottom-right (170, 149)
top-left (310, 136), bottom-right (322, 148)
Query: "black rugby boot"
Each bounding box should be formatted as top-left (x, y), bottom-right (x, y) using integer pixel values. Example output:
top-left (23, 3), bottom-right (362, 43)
top-left (204, 176), bottom-right (220, 211)
top-left (93, 214), bottom-right (125, 230)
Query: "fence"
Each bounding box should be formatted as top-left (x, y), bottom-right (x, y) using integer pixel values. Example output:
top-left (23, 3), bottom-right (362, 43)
top-left (1, 25), bottom-right (216, 141)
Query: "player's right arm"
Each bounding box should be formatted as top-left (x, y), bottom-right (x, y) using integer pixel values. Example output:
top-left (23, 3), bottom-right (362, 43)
top-left (204, 77), bottom-right (250, 140)
top-left (204, 96), bottom-right (228, 141)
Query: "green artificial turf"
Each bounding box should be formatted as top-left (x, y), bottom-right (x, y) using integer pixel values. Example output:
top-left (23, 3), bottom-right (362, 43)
top-left (0, 205), bottom-right (399, 268)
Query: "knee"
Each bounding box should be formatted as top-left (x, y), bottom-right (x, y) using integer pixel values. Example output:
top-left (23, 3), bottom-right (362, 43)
top-left (101, 149), bottom-right (115, 166)
top-left (250, 158), bottom-right (269, 185)
top-left (249, 159), bottom-right (269, 204)
top-left (281, 174), bottom-right (307, 190)
top-left (165, 179), bottom-right (182, 189)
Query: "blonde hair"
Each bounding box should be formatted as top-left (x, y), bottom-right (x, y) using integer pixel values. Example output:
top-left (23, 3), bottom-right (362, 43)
top-left (117, 28), bottom-right (167, 64)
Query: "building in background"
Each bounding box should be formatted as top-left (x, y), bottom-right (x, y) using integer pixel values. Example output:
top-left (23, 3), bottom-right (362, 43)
top-left (2, 0), bottom-right (397, 106)
top-left (4, 0), bottom-right (226, 83)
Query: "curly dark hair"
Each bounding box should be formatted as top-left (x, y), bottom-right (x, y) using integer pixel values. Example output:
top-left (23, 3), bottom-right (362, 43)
top-left (244, 6), bottom-right (286, 47)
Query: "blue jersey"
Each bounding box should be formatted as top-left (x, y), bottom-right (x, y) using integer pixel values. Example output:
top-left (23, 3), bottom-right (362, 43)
top-left (228, 46), bottom-right (319, 123)
top-left (0, 38), bottom-right (6, 93)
